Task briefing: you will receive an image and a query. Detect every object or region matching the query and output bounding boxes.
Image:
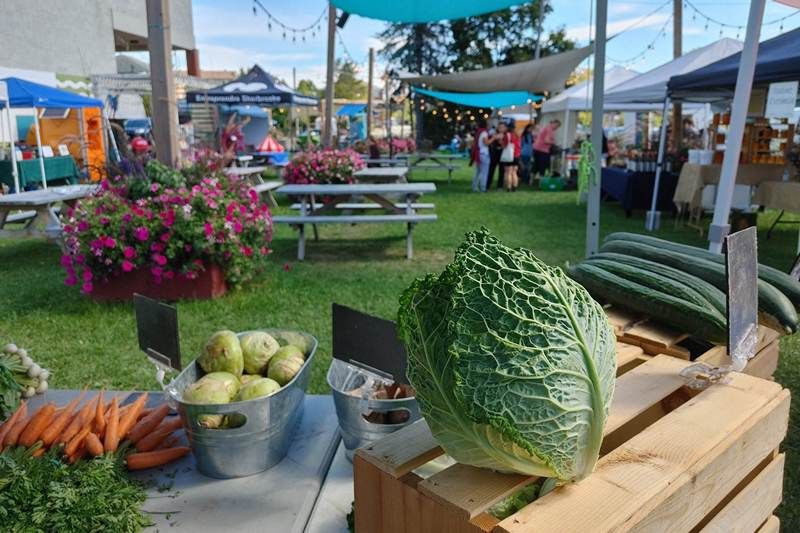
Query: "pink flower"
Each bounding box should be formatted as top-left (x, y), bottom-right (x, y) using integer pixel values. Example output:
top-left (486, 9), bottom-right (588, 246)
top-left (81, 281), bottom-right (93, 293)
top-left (151, 266), bottom-right (163, 278)
top-left (204, 222), bottom-right (214, 237)
top-left (123, 246), bottom-right (136, 259)
top-left (103, 236), bottom-right (116, 248)
top-left (160, 232), bottom-right (170, 243)
top-left (134, 227), bottom-right (150, 241)
top-left (153, 254), bottom-right (167, 266)
top-left (283, 262), bottom-right (291, 272)
top-left (77, 220), bottom-right (90, 232)
top-left (233, 221), bottom-right (243, 234)
top-left (150, 183), bottom-right (160, 192)
top-left (65, 275), bottom-right (77, 286)
top-left (241, 246), bottom-right (252, 257)
top-left (122, 260), bottom-right (135, 272)
top-left (60, 255), bottom-right (73, 267)
top-left (82, 270), bottom-right (93, 281)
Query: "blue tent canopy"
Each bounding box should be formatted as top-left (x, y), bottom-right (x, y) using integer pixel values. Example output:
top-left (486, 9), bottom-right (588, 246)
top-left (412, 87), bottom-right (541, 109)
top-left (0, 77), bottom-right (103, 109)
top-left (336, 103), bottom-right (366, 117)
top-left (668, 27), bottom-right (800, 102)
top-left (332, 0), bottom-right (521, 22)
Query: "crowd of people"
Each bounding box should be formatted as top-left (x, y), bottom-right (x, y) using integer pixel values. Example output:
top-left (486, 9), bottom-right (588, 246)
top-left (470, 118), bottom-right (561, 193)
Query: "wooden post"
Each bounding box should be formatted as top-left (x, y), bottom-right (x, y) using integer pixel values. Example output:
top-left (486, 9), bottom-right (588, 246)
top-left (671, 0), bottom-right (682, 155)
top-left (146, 0), bottom-right (180, 166)
top-left (323, 2), bottom-right (336, 147)
top-left (367, 48), bottom-right (374, 138)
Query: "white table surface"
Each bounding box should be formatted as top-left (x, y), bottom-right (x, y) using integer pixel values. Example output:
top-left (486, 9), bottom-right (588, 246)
top-left (0, 184), bottom-right (97, 207)
top-left (305, 442), bottom-right (354, 533)
top-left (354, 167), bottom-right (408, 177)
top-left (225, 166), bottom-right (268, 177)
top-left (28, 392), bottom-right (342, 533)
top-left (278, 183), bottom-right (436, 195)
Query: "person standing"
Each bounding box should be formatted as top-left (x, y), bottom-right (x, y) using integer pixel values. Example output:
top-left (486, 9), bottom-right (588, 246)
top-left (470, 120), bottom-right (491, 192)
top-left (487, 121), bottom-right (505, 190)
top-left (500, 123), bottom-right (521, 192)
top-left (519, 124), bottom-right (534, 185)
top-left (533, 119), bottom-right (561, 178)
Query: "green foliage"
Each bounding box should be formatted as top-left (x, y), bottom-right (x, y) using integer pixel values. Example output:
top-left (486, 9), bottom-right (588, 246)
top-left (334, 60), bottom-right (368, 100)
top-left (296, 79), bottom-right (321, 97)
top-left (0, 449), bottom-right (151, 532)
top-left (397, 229), bottom-right (616, 481)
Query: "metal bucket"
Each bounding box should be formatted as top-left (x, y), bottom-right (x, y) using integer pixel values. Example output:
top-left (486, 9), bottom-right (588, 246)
top-left (165, 329), bottom-right (317, 479)
top-left (327, 360), bottom-right (421, 461)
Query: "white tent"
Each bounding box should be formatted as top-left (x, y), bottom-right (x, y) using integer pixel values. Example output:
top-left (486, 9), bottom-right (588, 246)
top-left (605, 38), bottom-right (743, 105)
top-left (541, 66), bottom-right (642, 114)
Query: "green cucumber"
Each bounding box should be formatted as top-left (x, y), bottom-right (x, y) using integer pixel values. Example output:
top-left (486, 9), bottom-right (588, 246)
top-left (584, 258), bottom-right (726, 322)
top-left (600, 240), bottom-right (798, 333)
top-left (590, 252), bottom-right (727, 317)
top-left (568, 262), bottom-right (728, 343)
top-left (604, 232), bottom-right (800, 310)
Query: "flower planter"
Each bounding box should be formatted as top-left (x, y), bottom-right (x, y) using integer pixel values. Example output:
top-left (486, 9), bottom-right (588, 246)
top-left (90, 264), bottom-right (227, 302)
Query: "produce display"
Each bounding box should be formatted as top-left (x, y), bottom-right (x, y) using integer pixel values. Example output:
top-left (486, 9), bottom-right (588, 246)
top-left (0, 343), bottom-right (51, 419)
top-left (571, 233), bottom-right (800, 337)
top-left (0, 392), bottom-right (191, 531)
top-left (397, 229), bottom-right (617, 482)
top-left (182, 329), bottom-right (309, 428)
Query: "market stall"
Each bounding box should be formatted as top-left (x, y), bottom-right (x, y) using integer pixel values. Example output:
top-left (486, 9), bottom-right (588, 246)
top-left (0, 77), bottom-right (105, 192)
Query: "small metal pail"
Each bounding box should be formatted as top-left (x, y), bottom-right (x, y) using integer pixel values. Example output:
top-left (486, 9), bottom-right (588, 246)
top-left (165, 329), bottom-right (317, 478)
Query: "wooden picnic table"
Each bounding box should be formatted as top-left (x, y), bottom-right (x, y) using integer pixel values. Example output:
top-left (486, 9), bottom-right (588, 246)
top-left (252, 180), bottom-right (282, 208)
top-left (224, 165), bottom-right (268, 178)
top-left (27, 391), bottom-right (341, 533)
top-left (0, 184), bottom-right (97, 241)
top-left (353, 166), bottom-right (408, 183)
top-left (362, 158), bottom-right (408, 167)
top-left (274, 183), bottom-right (437, 260)
top-left (395, 153), bottom-right (461, 182)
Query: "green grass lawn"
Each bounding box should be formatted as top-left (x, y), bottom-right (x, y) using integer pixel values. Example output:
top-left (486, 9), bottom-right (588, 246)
top-left (1, 161), bottom-right (799, 526)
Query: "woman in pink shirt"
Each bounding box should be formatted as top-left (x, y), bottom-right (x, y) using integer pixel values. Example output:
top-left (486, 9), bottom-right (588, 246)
top-left (533, 119), bottom-right (561, 178)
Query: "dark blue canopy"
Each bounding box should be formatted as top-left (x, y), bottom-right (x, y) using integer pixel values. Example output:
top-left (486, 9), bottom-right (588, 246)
top-left (668, 27), bottom-right (800, 101)
top-left (186, 65), bottom-right (319, 107)
top-left (0, 77), bottom-right (103, 109)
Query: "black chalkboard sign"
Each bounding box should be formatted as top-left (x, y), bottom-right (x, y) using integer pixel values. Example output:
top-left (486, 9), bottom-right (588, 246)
top-left (133, 293), bottom-right (181, 370)
top-left (331, 303), bottom-right (408, 383)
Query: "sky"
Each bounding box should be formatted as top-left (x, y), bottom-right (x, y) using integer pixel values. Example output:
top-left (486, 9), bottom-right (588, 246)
top-left (187, 0), bottom-right (800, 86)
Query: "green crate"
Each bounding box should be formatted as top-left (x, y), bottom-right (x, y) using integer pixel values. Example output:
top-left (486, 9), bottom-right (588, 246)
top-left (539, 176), bottom-right (565, 191)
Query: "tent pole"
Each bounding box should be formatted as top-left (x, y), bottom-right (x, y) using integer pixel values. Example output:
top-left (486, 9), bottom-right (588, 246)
top-left (562, 109), bottom-right (570, 177)
top-left (77, 108), bottom-right (89, 178)
top-left (33, 108), bottom-right (48, 190)
top-left (707, 0), bottom-right (766, 254)
top-left (5, 104), bottom-right (20, 193)
top-left (586, 0), bottom-right (608, 256)
top-left (646, 96), bottom-right (670, 231)
top-left (103, 110), bottom-right (121, 164)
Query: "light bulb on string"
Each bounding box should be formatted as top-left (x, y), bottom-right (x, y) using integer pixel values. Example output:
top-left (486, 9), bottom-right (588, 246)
top-left (510, 105), bottom-right (516, 110)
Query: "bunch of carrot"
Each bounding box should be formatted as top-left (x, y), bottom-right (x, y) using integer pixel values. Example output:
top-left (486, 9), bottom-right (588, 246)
top-left (0, 391), bottom-right (191, 471)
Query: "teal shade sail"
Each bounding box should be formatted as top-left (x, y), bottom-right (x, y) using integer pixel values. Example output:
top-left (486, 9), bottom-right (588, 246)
top-left (412, 87), bottom-right (541, 109)
top-left (332, 0), bottom-right (524, 22)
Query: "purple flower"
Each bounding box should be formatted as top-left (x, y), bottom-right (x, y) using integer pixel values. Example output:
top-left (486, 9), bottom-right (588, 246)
top-left (82, 270), bottom-right (93, 281)
top-left (77, 220), bottom-right (90, 232)
top-left (60, 255), bottom-right (73, 267)
top-left (65, 275), bottom-right (78, 286)
top-left (134, 227), bottom-right (150, 241)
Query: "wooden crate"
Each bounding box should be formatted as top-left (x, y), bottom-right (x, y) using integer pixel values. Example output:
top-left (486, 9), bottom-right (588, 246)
top-left (354, 355), bottom-right (789, 533)
top-left (606, 306), bottom-right (782, 380)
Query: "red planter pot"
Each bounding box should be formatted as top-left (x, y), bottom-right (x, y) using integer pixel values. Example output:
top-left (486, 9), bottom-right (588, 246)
top-left (91, 264), bottom-right (227, 302)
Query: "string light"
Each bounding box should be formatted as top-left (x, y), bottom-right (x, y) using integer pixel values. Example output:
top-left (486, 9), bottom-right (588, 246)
top-left (685, 0), bottom-right (799, 31)
top-left (608, 15), bottom-right (673, 67)
top-left (252, 0), bottom-right (326, 42)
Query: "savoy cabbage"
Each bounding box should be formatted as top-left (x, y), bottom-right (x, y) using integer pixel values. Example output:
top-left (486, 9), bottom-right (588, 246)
top-left (398, 229), bottom-right (616, 482)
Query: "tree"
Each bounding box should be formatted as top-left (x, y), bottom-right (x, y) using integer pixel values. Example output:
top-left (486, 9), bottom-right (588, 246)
top-left (334, 60), bottom-right (367, 100)
top-left (296, 79), bottom-right (320, 97)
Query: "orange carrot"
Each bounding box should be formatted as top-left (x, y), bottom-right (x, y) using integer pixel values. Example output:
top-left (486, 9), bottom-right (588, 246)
top-left (126, 403), bottom-right (170, 443)
top-left (126, 447), bottom-right (191, 471)
top-left (156, 434), bottom-right (180, 451)
top-left (137, 407), bottom-right (153, 421)
top-left (68, 442), bottom-right (87, 464)
top-left (94, 391), bottom-right (106, 436)
top-left (85, 433), bottom-right (104, 457)
top-left (59, 399), bottom-right (95, 444)
top-left (31, 448), bottom-right (45, 458)
top-left (117, 393), bottom-right (148, 441)
top-left (134, 417), bottom-right (183, 452)
top-left (104, 397), bottom-right (120, 453)
top-left (18, 403), bottom-right (56, 448)
top-left (3, 413), bottom-right (30, 448)
top-left (40, 394), bottom-right (85, 447)
top-left (65, 425), bottom-right (92, 457)
top-left (0, 401), bottom-right (27, 450)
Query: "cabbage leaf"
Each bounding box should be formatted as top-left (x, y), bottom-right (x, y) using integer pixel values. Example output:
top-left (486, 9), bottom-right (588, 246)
top-left (398, 229), bottom-right (616, 481)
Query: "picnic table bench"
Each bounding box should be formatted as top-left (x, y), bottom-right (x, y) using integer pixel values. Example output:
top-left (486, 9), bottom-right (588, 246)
top-left (395, 153), bottom-right (459, 182)
top-left (224, 165), bottom-right (268, 178)
top-left (363, 158), bottom-right (408, 167)
top-left (252, 180), bottom-right (282, 208)
top-left (0, 184), bottom-right (97, 242)
top-left (274, 183), bottom-right (437, 260)
top-left (353, 166), bottom-right (408, 183)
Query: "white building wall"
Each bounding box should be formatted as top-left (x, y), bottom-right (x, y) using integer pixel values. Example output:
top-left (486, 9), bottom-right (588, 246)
top-left (111, 0), bottom-right (195, 51)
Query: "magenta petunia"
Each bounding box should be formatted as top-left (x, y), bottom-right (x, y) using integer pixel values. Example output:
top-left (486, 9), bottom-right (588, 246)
top-left (123, 246), bottom-right (136, 259)
top-left (77, 220), bottom-right (90, 232)
top-left (134, 227), bottom-right (150, 241)
top-left (153, 254), bottom-right (167, 266)
top-left (122, 260), bottom-right (135, 272)
top-left (81, 281), bottom-right (93, 293)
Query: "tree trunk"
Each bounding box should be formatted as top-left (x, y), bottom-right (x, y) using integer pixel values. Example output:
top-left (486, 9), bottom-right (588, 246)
top-left (413, 24), bottom-right (424, 143)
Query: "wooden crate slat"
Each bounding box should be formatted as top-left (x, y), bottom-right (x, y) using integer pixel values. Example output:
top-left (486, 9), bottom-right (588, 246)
top-left (698, 454), bottom-right (785, 533)
top-left (409, 355), bottom-right (689, 520)
top-left (496, 368), bottom-right (786, 533)
top-left (624, 320), bottom-right (688, 351)
top-left (605, 306), bottom-right (640, 333)
top-left (756, 516), bottom-right (780, 533)
top-left (355, 418), bottom-right (443, 477)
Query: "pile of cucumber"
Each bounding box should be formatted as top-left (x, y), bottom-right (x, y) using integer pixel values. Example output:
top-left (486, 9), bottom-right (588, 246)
top-left (568, 232), bottom-right (800, 343)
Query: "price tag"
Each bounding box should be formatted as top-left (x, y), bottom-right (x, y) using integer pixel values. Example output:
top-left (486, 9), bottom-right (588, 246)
top-left (332, 303), bottom-right (409, 383)
top-left (725, 227), bottom-right (759, 371)
top-left (133, 293), bottom-right (181, 371)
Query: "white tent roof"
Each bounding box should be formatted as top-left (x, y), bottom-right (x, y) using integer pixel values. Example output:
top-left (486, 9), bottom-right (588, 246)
top-left (605, 38), bottom-right (743, 105)
top-left (540, 66), bottom-right (642, 114)
top-left (399, 46), bottom-right (592, 94)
